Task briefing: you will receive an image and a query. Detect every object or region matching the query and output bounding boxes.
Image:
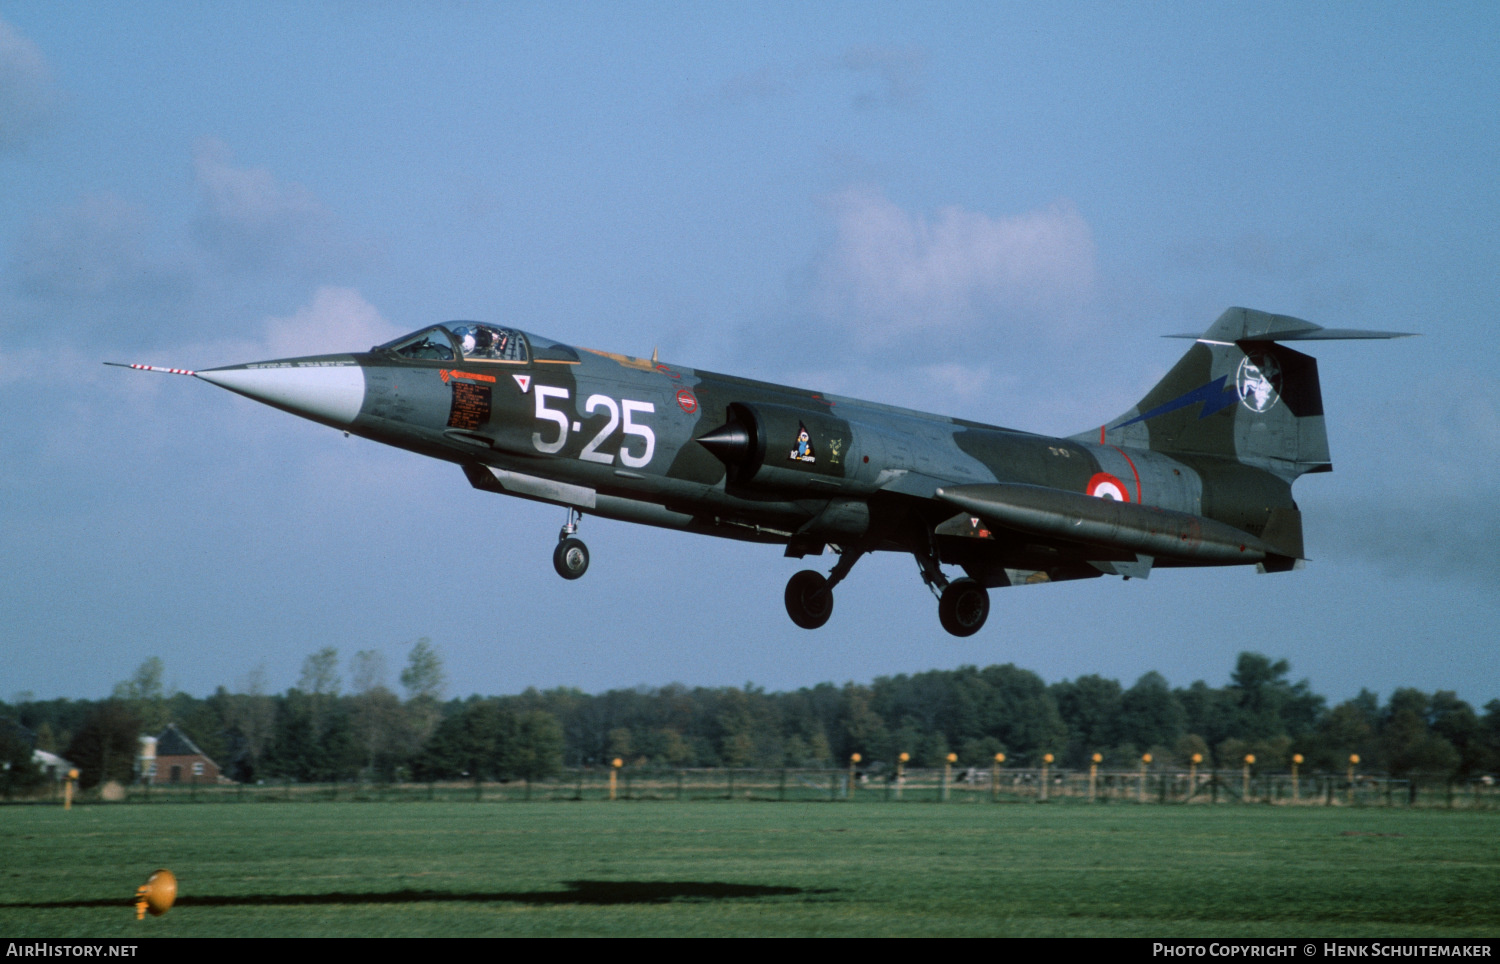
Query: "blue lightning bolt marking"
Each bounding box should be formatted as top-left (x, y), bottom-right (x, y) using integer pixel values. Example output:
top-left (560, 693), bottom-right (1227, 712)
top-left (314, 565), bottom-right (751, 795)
top-left (1112, 376), bottom-right (1239, 430)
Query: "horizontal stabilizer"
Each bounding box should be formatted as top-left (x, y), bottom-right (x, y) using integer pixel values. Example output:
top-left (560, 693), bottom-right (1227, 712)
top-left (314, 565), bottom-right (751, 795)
top-left (935, 482), bottom-right (1277, 565)
top-left (1164, 307), bottom-right (1416, 343)
top-left (1166, 328), bottom-right (1416, 342)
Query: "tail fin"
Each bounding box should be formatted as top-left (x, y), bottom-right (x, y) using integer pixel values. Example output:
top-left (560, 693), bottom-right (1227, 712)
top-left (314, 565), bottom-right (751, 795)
top-left (1080, 307), bottom-right (1412, 481)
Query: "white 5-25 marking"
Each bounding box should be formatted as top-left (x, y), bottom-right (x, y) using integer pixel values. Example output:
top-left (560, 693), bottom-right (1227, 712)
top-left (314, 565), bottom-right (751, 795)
top-left (532, 387), bottom-right (656, 468)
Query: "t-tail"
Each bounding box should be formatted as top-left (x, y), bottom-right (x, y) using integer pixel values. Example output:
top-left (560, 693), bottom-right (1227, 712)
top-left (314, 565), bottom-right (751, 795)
top-left (1084, 307), bottom-right (1413, 482)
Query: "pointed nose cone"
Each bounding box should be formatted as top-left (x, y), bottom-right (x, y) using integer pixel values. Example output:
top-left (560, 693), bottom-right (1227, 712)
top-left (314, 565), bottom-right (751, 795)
top-left (696, 422), bottom-right (751, 464)
top-left (197, 358), bottom-right (366, 429)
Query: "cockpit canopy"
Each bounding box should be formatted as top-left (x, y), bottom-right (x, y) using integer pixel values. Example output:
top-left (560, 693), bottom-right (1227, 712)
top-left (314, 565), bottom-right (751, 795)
top-left (377, 322), bottom-right (529, 363)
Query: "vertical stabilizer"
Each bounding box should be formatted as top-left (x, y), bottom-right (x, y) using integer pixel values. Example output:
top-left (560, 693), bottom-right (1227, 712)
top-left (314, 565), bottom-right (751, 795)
top-left (1078, 307), bottom-right (1412, 481)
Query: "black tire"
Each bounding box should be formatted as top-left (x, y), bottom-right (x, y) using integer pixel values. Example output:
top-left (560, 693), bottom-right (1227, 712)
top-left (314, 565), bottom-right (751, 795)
top-left (553, 537), bottom-right (589, 580)
top-left (938, 578), bottom-right (989, 637)
top-left (784, 569), bottom-right (833, 629)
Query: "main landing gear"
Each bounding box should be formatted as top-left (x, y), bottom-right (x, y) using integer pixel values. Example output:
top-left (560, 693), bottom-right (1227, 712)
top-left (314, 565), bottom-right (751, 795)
top-left (552, 508), bottom-right (589, 580)
top-left (782, 542), bottom-right (990, 637)
top-left (915, 538), bottom-right (989, 637)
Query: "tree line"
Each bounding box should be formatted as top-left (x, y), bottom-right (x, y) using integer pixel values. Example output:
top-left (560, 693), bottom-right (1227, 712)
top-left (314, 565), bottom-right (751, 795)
top-left (4, 647), bottom-right (1497, 793)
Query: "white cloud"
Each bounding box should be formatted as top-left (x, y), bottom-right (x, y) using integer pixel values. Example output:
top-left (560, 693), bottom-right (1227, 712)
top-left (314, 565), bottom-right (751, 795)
top-left (1308, 369), bottom-right (1500, 587)
top-left (191, 137), bottom-right (350, 274)
top-left (0, 17), bottom-right (57, 152)
top-left (812, 187), bottom-right (1096, 348)
top-left (262, 286), bottom-right (403, 359)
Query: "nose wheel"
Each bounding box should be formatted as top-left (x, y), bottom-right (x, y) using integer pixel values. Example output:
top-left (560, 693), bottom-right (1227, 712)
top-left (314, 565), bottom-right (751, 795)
top-left (785, 570), bottom-right (833, 629)
top-left (553, 509), bottom-right (589, 580)
top-left (783, 546), bottom-right (865, 629)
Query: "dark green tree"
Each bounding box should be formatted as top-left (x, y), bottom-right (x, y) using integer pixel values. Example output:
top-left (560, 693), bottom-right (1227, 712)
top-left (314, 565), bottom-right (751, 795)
top-left (1, 717), bottom-right (45, 796)
top-left (1052, 674), bottom-right (1123, 766)
top-left (64, 700), bottom-right (142, 788)
top-left (1118, 672), bottom-right (1186, 753)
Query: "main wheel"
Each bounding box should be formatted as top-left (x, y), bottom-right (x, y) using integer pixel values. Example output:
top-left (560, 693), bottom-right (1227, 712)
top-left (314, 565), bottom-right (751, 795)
top-left (784, 569), bottom-right (834, 629)
top-left (553, 537), bottom-right (589, 580)
top-left (938, 578), bottom-right (989, 637)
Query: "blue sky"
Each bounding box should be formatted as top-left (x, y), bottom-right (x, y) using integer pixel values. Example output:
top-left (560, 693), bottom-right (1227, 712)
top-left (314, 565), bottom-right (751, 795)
top-left (2, 2), bottom-right (1496, 708)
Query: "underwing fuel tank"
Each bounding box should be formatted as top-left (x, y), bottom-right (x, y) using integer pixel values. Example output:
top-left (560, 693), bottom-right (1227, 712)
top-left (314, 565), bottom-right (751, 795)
top-left (935, 482), bottom-right (1280, 565)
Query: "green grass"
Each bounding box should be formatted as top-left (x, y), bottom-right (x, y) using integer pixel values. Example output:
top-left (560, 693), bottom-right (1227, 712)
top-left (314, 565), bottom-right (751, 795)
top-left (2, 800), bottom-right (1497, 937)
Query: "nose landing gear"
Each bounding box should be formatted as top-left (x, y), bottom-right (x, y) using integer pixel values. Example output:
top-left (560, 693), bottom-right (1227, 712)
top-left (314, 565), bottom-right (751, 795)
top-left (783, 546), bottom-right (865, 630)
top-left (553, 508), bottom-right (589, 580)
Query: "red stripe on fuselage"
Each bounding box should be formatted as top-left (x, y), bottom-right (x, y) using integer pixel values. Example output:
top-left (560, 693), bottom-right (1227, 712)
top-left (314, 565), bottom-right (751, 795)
top-left (1111, 445), bottom-right (1143, 504)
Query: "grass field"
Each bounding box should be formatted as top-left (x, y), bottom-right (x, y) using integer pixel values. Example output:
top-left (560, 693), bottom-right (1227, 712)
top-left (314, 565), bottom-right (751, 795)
top-left (2, 800), bottom-right (1497, 938)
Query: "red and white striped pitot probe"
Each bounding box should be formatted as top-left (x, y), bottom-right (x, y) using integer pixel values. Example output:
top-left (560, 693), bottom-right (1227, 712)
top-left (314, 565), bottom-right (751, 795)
top-left (104, 362), bottom-right (198, 376)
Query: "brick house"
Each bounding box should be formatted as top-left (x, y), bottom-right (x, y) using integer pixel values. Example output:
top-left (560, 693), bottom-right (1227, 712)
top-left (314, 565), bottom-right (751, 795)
top-left (149, 723), bottom-right (224, 785)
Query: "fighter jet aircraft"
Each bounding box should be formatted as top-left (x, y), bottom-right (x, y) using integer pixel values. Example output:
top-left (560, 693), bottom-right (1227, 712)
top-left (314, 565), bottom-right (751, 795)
top-left (110, 307), bottom-right (1409, 636)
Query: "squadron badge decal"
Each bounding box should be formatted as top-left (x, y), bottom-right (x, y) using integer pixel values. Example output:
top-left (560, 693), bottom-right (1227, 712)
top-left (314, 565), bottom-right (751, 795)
top-left (1237, 353), bottom-right (1282, 414)
top-left (789, 422), bottom-right (816, 463)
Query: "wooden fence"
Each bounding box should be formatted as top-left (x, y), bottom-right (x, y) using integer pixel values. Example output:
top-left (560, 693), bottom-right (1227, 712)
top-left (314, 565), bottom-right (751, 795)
top-left (7, 766), bottom-right (1498, 808)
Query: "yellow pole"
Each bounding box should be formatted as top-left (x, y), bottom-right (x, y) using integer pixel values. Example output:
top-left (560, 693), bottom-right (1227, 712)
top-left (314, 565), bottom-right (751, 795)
top-left (943, 753), bottom-right (956, 801)
top-left (609, 757), bottom-right (622, 801)
top-left (848, 753), bottom-right (861, 801)
top-left (1089, 753), bottom-right (1101, 802)
top-left (991, 753), bottom-right (1004, 801)
top-left (1040, 754), bottom-right (1053, 802)
top-left (896, 752), bottom-right (909, 800)
top-left (1291, 754), bottom-right (1303, 803)
top-left (64, 768), bottom-right (78, 810)
top-left (1140, 754), bottom-right (1152, 803)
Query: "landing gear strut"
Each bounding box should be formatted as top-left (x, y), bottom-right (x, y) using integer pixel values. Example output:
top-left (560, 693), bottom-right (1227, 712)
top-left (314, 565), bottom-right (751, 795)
top-left (552, 508), bottom-right (589, 580)
top-left (914, 536), bottom-right (990, 637)
top-left (783, 546), bottom-right (864, 630)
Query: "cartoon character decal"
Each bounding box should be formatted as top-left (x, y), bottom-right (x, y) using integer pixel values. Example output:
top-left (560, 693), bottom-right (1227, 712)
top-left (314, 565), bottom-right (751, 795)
top-left (790, 423), bottom-right (816, 463)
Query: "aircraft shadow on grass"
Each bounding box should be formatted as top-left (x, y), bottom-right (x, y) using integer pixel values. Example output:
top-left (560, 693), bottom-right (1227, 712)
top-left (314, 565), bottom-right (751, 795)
top-left (6, 880), bottom-right (836, 909)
